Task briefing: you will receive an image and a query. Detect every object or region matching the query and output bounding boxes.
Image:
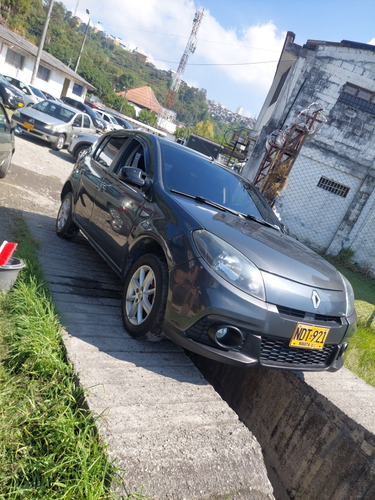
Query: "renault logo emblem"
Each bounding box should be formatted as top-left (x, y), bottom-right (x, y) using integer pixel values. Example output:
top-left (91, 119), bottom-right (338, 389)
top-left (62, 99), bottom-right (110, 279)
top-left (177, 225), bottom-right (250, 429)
top-left (311, 290), bottom-right (321, 309)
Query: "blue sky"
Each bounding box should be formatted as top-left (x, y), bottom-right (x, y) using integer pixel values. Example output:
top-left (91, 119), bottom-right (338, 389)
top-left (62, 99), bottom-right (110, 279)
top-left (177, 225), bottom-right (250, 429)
top-left (62, 0), bottom-right (375, 118)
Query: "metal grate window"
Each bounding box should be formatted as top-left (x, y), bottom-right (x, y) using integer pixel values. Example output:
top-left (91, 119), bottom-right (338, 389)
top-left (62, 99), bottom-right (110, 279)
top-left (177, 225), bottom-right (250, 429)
top-left (317, 177), bottom-right (350, 198)
top-left (338, 83), bottom-right (375, 116)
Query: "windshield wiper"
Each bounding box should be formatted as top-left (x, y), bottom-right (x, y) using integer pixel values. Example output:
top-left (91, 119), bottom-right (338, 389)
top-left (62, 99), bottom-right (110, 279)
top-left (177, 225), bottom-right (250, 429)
top-left (170, 189), bottom-right (280, 231)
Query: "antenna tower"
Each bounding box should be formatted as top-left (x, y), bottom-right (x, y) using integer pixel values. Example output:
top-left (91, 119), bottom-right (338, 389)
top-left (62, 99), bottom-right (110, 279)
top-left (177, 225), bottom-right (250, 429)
top-left (164, 7), bottom-right (204, 113)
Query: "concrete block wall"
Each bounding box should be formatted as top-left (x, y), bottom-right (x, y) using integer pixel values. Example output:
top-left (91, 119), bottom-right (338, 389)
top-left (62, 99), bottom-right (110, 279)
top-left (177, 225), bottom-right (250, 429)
top-left (190, 355), bottom-right (375, 500)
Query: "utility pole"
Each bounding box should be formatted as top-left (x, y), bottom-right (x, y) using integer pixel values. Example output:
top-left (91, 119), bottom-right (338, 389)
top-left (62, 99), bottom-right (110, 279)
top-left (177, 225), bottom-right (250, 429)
top-left (74, 9), bottom-right (90, 72)
top-left (30, 0), bottom-right (54, 84)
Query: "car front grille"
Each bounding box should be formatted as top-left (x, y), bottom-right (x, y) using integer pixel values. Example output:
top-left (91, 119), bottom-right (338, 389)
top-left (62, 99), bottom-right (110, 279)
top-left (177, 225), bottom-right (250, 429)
top-left (19, 114), bottom-right (46, 127)
top-left (277, 305), bottom-right (342, 325)
top-left (260, 335), bottom-right (337, 369)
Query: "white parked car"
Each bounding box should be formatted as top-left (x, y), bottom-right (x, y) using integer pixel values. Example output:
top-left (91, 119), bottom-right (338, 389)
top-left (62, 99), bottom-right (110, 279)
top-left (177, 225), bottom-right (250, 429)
top-left (4, 76), bottom-right (45, 106)
top-left (95, 109), bottom-right (122, 130)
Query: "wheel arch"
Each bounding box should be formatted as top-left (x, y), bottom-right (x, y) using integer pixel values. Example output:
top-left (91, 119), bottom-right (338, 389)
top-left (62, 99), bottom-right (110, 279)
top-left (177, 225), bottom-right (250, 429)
top-left (60, 180), bottom-right (75, 201)
top-left (73, 142), bottom-right (91, 157)
top-left (124, 236), bottom-right (168, 280)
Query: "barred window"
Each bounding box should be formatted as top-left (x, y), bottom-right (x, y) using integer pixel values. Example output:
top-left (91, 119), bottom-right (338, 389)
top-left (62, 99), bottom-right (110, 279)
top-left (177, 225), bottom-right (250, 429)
top-left (338, 83), bottom-right (375, 116)
top-left (37, 65), bottom-right (51, 82)
top-left (317, 177), bottom-right (350, 198)
top-left (5, 48), bottom-right (25, 69)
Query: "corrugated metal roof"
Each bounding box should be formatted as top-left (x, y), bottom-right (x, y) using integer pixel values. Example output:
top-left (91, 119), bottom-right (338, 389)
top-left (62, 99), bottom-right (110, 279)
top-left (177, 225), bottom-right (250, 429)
top-left (0, 24), bottom-right (95, 90)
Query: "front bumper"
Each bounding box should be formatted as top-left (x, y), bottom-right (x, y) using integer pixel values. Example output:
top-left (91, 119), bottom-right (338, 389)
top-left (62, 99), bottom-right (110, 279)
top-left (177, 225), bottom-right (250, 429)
top-left (12, 115), bottom-right (62, 146)
top-left (164, 259), bottom-right (356, 371)
top-left (7, 95), bottom-right (24, 109)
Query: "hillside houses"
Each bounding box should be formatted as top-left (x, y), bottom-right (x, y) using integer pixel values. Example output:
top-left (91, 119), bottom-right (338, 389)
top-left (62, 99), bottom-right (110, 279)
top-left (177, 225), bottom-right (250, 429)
top-left (207, 99), bottom-right (256, 128)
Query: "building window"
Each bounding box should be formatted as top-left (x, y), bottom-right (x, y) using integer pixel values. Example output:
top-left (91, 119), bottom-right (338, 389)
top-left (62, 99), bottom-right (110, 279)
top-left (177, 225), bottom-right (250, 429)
top-left (338, 83), bottom-right (375, 116)
top-left (5, 48), bottom-right (25, 69)
top-left (72, 83), bottom-right (83, 96)
top-left (37, 65), bottom-right (51, 82)
top-left (317, 177), bottom-right (350, 198)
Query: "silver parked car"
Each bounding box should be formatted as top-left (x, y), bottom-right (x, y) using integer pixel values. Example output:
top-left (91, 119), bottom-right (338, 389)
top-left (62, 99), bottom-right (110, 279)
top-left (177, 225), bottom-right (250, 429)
top-left (56, 130), bottom-right (356, 372)
top-left (67, 133), bottom-right (97, 160)
top-left (11, 100), bottom-right (97, 150)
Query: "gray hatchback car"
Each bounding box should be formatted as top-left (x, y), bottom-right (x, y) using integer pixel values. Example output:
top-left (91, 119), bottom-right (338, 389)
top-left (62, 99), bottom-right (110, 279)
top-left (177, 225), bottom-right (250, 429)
top-left (56, 130), bottom-right (356, 371)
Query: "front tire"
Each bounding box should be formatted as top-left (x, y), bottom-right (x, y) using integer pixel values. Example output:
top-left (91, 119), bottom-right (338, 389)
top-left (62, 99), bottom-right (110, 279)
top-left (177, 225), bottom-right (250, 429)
top-left (53, 134), bottom-right (65, 150)
top-left (74, 144), bottom-right (89, 161)
top-left (122, 254), bottom-right (168, 340)
top-left (56, 192), bottom-right (79, 239)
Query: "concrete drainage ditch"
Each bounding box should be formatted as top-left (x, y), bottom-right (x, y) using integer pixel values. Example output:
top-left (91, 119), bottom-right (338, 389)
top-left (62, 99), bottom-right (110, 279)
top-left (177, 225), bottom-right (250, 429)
top-left (190, 354), bottom-right (375, 500)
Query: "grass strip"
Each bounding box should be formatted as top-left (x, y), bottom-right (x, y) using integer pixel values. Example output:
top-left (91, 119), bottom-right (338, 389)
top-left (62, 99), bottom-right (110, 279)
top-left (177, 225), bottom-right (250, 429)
top-left (0, 216), bottom-right (125, 499)
top-left (326, 255), bottom-right (375, 387)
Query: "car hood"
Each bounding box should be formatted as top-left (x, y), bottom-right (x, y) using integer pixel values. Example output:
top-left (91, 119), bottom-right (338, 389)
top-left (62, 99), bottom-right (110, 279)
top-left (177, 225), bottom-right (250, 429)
top-left (18, 107), bottom-right (64, 126)
top-left (173, 196), bottom-right (344, 291)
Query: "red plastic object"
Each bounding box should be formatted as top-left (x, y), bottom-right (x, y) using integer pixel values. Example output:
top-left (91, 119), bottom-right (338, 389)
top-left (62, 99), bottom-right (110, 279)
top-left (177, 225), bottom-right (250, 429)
top-left (0, 241), bottom-right (18, 266)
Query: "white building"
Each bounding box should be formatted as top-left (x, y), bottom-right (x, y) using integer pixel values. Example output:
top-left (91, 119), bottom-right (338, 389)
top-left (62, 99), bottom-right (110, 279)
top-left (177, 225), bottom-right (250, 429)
top-left (0, 24), bottom-right (95, 101)
top-left (243, 32), bottom-right (375, 274)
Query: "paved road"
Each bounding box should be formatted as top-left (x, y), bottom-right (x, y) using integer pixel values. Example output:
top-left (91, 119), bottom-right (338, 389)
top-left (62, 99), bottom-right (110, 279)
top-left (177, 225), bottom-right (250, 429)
top-left (0, 135), bottom-right (275, 499)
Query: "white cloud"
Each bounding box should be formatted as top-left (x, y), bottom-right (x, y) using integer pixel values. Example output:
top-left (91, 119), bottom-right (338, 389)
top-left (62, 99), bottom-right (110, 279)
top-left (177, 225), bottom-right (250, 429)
top-left (63, 0), bottom-right (286, 114)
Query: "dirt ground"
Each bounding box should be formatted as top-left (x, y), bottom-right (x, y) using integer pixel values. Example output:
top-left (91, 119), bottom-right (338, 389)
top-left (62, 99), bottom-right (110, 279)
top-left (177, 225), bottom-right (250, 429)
top-left (0, 133), bottom-right (73, 220)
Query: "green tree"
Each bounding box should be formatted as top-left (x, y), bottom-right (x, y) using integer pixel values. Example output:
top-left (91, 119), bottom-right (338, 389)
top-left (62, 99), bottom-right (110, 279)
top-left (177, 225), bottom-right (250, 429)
top-left (192, 120), bottom-right (215, 140)
top-left (116, 72), bottom-right (138, 92)
top-left (138, 109), bottom-right (157, 127)
top-left (2, 0), bottom-right (31, 17)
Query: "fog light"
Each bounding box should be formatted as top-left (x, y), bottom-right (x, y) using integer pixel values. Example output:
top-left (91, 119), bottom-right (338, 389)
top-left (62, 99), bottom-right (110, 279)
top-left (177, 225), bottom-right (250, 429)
top-left (208, 325), bottom-right (244, 349)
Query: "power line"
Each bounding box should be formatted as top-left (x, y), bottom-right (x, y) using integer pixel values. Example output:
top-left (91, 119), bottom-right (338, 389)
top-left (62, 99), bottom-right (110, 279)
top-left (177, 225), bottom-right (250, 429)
top-left (152, 59), bottom-right (289, 67)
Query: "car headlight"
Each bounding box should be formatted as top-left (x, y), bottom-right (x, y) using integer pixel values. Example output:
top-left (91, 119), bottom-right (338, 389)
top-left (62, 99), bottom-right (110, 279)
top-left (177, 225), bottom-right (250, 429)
top-left (4, 87), bottom-right (13, 96)
top-left (44, 124), bottom-right (55, 131)
top-left (193, 229), bottom-right (265, 301)
top-left (340, 273), bottom-right (355, 316)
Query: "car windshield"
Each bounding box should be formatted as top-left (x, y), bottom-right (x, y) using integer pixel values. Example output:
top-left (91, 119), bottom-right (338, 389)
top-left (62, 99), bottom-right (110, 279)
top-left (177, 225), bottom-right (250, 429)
top-left (33, 101), bottom-right (76, 123)
top-left (30, 85), bottom-right (46, 99)
top-left (160, 143), bottom-right (281, 228)
top-left (0, 74), bottom-right (10, 85)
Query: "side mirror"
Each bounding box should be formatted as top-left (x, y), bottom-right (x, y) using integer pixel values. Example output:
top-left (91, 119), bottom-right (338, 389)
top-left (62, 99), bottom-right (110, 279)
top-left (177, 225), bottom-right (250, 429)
top-left (119, 166), bottom-right (151, 189)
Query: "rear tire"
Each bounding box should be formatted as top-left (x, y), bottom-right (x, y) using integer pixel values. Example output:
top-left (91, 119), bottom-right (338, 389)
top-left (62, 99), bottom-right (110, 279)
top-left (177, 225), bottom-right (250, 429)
top-left (122, 254), bottom-right (168, 341)
top-left (56, 192), bottom-right (79, 239)
top-left (0, 152), bottom-right (12, 178)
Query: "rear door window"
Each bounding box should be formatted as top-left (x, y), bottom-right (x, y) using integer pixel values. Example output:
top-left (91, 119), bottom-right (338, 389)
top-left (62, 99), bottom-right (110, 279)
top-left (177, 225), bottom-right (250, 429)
top-left (93, 136), bottom-right (126, 168)
top-left (114, 139), bottom-right (148, 174)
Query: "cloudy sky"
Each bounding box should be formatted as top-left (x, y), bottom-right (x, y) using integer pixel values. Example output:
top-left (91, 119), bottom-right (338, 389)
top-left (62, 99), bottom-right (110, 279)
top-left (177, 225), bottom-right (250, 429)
top-left (61, 0), bottom-right (375, 118)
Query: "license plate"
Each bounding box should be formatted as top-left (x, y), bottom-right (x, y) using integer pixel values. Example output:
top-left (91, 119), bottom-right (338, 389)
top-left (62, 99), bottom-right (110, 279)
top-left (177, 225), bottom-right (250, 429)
top-left (24, 122), bottom-right (34, 130)
top-left (290, 323), bottom-right (330, 350)
top-left (18, 103), bottom-right (23, 107)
